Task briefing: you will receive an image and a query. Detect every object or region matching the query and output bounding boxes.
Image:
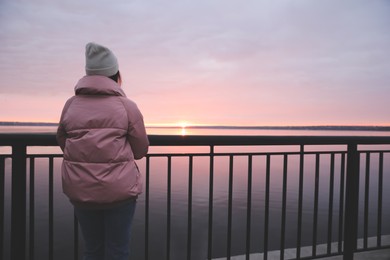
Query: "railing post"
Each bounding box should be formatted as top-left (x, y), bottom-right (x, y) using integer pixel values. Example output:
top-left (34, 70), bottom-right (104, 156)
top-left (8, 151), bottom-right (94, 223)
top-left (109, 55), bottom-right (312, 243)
top-left (343, 143), bottom-right (360, 260)
top-left (11, 144), bottom-right (27, 260)
top-left (208, 145), bottom-right (214, 260)
top-left (0, 156), bottom-right (5, 258)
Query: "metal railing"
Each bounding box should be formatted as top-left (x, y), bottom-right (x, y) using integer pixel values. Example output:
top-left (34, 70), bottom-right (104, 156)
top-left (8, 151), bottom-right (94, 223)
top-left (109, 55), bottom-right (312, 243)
top-left (1, 133), bottom-right (390, 260)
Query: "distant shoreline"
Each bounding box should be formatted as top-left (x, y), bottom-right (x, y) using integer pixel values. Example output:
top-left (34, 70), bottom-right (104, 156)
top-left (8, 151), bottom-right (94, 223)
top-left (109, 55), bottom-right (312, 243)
top-left (0, 122), bottom-right (58, 127)
top-left (1, 121), bottom-right (390, 131)
top-left (181, 125), bottom-right (390, 131)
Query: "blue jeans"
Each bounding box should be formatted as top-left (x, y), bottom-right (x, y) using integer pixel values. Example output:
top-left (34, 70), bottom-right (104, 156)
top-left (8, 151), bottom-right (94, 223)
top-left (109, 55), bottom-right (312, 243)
top-left (74, 200), bottom-right (137, 260)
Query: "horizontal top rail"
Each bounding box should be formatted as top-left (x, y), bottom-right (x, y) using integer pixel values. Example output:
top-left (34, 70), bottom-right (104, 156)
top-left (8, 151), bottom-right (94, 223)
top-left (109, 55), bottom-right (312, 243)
top-left (0, 133), bottom-right (390, 146)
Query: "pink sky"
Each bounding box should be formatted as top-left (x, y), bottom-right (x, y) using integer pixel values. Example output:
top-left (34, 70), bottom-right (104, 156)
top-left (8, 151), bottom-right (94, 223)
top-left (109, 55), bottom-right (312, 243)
top-left (0, 0), bottom-right (389, 126)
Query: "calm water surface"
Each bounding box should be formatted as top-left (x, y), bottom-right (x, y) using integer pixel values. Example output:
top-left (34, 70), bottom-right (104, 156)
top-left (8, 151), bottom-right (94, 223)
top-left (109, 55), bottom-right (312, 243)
top-left (1, 126), bottom-right (390, 259)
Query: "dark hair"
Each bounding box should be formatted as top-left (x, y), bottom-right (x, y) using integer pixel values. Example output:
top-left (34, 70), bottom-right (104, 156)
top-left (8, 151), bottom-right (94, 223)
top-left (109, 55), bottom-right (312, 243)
top-left (109, 71), bottom-right (122, 85)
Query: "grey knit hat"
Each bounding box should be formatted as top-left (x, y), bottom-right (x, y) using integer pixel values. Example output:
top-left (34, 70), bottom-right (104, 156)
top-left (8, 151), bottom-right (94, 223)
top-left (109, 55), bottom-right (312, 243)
top-left (85, 42), bottom-right (119, 77)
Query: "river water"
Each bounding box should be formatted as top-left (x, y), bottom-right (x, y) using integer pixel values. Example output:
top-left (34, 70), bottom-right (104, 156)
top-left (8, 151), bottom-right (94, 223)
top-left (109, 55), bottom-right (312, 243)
top-left (1, 126), bottom-right (390, 259)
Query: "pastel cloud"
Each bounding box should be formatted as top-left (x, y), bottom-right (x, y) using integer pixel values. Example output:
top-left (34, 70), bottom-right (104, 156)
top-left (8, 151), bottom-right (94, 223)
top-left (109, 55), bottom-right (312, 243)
top-left (0, 0), bottom-right (389, 125)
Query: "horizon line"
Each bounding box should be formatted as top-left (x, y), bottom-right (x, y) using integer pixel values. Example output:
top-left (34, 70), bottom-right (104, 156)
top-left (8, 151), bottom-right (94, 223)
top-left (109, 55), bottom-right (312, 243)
top-left (1, 121), bottom-right (390, 131)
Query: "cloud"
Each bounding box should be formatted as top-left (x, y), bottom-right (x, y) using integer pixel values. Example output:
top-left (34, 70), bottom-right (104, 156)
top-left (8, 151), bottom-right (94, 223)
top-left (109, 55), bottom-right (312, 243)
top-left (0, 0), bottom-right (389, 125)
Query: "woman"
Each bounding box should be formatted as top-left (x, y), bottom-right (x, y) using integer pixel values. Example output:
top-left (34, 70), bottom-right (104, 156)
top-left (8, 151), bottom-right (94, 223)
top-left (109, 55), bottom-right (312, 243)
top-left (56, 42), bottom-right (149, 260)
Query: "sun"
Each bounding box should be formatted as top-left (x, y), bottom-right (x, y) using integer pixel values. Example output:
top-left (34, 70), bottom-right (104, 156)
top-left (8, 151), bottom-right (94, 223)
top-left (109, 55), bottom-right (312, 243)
top-left (178, 121), bottom-right (190, 136)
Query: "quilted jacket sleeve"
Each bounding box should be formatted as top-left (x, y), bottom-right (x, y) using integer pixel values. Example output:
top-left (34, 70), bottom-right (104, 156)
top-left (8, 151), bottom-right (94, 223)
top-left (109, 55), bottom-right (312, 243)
top-left (56, 97), bottom-right (75, 151)
top-left (121, 98), bottom-right (149, 159)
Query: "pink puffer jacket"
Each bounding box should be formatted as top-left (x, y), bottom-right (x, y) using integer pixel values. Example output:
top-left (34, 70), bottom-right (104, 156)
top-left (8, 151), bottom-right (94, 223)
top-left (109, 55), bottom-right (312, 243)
top-left (56, 75), bottom-right (149, 208)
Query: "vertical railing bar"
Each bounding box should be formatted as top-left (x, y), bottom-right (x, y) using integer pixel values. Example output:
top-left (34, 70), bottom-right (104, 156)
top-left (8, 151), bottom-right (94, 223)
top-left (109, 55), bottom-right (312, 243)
top-left (338, 153), bottom-right (346, 253)
top-left (312, 153), bottom-right (320, 257)
top-left (73, 213), bottom-right (79, 260)
top-left (208, 145), bottom-right (214, 260)
top-left (167, 156), bottom-right (172, 259)
top-left (187, 156), bottom-right (193, 260)
top-left (227, 155), bottom-right (234, 260)
top-left (377, 152), bottom-right (383, 247)
top-left (48, 157), bottom-right (54, 260)
top-left (11, 144), bottom-right (27, 260)
top-left (344, 143), bottom-right (360, 260)
top-left (327, 153), bottom-right (335, 254)
top-left (145, 156), bottom-right (150, 260)
top-left (280, 154), bottom-right (288, 260)
top-left (246, 155), bottom-right (252, 260)
top-left (363, 153), bottom-right (370, 249)
top-left (264, 154), bottom-right (271, 260)
top-left (296, 144), bottom-right (304, 259)
top-left (167, 156), bottom-right (172, 260)
top-left (0, 156), bottom-right (5, 260)
top-left (29, 158), bottom-right (35, 260)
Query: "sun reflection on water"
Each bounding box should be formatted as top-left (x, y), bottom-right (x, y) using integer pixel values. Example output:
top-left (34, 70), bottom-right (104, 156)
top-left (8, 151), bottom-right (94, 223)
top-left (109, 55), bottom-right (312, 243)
top-left (178, 121), bottom-right (189, 136)
top-left (181, 126), bottom-right (186, 136)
